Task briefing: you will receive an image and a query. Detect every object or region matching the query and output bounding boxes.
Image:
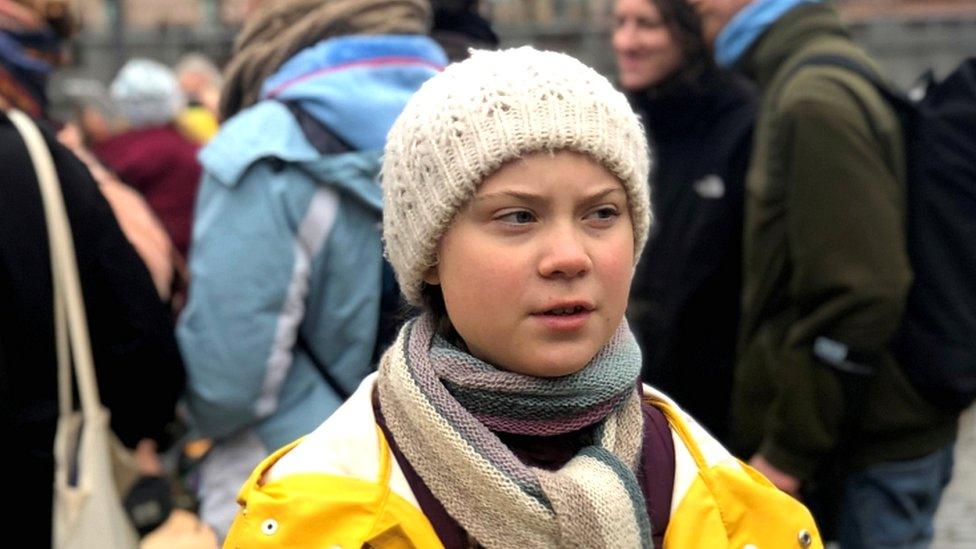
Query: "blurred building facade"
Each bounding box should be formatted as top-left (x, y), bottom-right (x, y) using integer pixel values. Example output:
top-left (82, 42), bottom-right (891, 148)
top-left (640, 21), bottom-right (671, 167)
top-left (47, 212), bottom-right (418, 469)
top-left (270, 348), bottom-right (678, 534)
top-left (51, 0), bottom-right (976, 114)
top-left (488, 0), bottom-right (976, 88)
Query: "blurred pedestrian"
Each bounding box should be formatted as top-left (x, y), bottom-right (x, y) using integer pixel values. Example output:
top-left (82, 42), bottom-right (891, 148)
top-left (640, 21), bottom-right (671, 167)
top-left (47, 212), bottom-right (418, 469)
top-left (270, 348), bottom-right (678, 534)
top-left (174, 54), bottom-right (221, 143)
top-left (0, 0), bottom-right (66, 119)
top-left (430, 0), bottom-right (498, 62)
top-left (59, 122), bottom-right (179, 303)
top-left (56, 78), bottom-right (186, 312)
top-left (0, 2), bottom-right (186, 545)
top-left (687, 0), bottom-right (959, 544)
top-left (614, 0), bottom-right (755, 442)
top-left (223, 46), bottom-right (822, 548)
top-left (176, 0), bottom-right (446, 538)
top-left (94, 58), bottom-right (202, 259)
top-left (57, 76), bottom-right (189, 311)
top-left (60, 78), bottom-right (126, 146)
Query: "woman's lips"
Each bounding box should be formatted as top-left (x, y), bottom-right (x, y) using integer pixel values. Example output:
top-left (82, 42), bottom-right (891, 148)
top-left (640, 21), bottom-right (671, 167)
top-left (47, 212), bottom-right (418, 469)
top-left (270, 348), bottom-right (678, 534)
top-left (531, 309), bottom-right (593, 331)
top-left (617, 56), bottom-right (646, 71)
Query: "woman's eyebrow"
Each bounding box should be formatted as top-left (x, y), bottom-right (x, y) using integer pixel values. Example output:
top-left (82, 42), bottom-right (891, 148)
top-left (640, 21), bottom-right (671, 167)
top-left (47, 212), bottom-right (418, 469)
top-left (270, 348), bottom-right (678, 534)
top-left (584, 187), bottom-right (627, 202)
top-left (474, 186), bottom-right (625, 203)
top-left (474, 190), bottom-right (545, 203)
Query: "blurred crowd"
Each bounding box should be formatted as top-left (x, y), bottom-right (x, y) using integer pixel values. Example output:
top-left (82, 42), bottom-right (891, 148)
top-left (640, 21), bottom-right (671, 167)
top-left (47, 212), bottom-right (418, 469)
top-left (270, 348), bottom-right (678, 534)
top-left (1, 0), bottom-right (971, 547)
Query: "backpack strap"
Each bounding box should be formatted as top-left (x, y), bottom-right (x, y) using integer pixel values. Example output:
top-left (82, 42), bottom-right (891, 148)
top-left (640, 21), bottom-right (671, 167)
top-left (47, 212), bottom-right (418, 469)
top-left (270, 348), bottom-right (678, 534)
top-left (638, 391), bottom-right (677, 546)
top-left (788, 54), bottom-right (887, 93)
top-left (785, 53), bottom-right (917, 131)
top-left (277, 100), bottom-right (407, 379)
top-left (276, 100), bottom-right (358, 399)
top-left (645, 395), bottom-right (709, 471)
top-left (278, 100), bottom-right (355, 156)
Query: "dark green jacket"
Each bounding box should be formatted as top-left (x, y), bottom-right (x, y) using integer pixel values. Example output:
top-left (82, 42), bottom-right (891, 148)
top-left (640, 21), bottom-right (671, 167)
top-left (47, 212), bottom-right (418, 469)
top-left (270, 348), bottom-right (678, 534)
top-left (732, 2), bottom-right (957, 479)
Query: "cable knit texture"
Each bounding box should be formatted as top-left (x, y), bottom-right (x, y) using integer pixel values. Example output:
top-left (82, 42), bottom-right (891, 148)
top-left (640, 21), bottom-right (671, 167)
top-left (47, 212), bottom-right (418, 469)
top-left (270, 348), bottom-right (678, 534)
top-left (381, 47), bottom-right (652, 306)
top-left (377, 314), bottom-right (651, 548)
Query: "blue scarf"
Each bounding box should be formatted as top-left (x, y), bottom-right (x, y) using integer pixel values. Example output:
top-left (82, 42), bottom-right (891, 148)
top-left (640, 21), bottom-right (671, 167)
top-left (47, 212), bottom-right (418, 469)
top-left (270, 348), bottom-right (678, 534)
top-left (260, 35), bottom-right (446, 151)
top-left (715, 0), bottom-right (822, 67)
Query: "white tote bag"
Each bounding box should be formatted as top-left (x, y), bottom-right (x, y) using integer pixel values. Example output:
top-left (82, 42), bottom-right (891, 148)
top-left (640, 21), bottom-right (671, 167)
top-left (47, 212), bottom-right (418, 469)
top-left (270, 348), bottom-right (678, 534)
top-left (6, 110), bottom-right (140, 549)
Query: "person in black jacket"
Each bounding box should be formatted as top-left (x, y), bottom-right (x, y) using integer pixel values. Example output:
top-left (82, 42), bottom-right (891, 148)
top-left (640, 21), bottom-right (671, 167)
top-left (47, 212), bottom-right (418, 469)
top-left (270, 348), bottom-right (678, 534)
top-left (613, 0), bottom-right (756, 442)
top-left (430, 0), bottom-right (499, 62)
top-left (0, 2), bottom-right (186, 544)
top-left (0, 111), bottom-right (188, 546)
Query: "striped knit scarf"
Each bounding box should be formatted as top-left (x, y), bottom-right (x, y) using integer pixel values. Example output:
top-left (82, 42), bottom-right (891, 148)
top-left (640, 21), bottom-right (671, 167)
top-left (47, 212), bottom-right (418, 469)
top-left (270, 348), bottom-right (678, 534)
top-left (377, 314), bottom-right (651, 548)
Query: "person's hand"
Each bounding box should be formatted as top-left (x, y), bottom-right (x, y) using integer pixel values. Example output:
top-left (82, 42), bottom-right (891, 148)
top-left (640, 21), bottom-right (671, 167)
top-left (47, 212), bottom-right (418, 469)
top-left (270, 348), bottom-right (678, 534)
top-left (141, 509), bottom-right (218, 549)
top-left (57, 122), bottom-right (84, 151)
top-left (749, 454), bottom-right (802, 498)
top-left (135, 438), bottom-right (164, 476)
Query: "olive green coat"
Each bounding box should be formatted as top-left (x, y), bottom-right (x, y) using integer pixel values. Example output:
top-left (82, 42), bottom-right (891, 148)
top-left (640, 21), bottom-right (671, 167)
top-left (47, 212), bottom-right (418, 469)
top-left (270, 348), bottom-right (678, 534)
top-left (732, 2), bottom-right (957, 479)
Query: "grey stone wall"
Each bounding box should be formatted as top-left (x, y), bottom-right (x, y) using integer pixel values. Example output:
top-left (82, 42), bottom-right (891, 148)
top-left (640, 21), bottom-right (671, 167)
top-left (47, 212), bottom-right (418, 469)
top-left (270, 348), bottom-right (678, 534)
top-left (848, 17), bottom-right (976, 90)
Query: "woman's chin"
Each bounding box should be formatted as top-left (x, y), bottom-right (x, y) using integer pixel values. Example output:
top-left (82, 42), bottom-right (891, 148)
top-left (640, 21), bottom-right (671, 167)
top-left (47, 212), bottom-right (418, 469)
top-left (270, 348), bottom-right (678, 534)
top-left (503, 348), bottom-right (595, 378)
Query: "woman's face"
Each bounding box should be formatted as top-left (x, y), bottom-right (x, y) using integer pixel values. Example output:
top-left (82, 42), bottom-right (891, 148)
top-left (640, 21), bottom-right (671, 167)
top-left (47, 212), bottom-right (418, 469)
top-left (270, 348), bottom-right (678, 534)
top-left (425, 151), bottom-right (635, 377)
top-left (613, 0), bottom-right (684, 91)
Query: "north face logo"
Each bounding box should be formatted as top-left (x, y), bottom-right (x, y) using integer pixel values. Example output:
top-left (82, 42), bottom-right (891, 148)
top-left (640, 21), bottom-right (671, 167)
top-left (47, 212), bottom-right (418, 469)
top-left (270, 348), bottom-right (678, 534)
top-left (694, 175), bottom-right (725, 199)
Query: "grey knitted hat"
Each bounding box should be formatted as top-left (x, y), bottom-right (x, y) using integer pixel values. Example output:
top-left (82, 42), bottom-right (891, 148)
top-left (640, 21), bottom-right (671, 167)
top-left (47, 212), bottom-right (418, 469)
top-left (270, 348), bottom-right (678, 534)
top-left (111, 58), bottom-right (186, 128)
top-left (382, 46), bottom-right (652, 306)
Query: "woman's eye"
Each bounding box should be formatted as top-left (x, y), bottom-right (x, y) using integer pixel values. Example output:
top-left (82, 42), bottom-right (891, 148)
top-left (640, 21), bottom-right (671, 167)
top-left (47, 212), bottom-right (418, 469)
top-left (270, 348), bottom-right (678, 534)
top-left (587, 206), bottom-right (620, 221)
top-left (497, 210), bottom-right (536, 224)
top-left (639, 17), bottom-right (663, 29)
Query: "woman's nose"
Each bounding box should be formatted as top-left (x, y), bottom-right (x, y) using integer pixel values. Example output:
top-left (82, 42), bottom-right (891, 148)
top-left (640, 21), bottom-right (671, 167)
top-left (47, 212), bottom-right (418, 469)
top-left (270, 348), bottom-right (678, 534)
top-left (613, 23), bottom-right (636, 53)
top-left (538, 225), bottom-right (593, 280)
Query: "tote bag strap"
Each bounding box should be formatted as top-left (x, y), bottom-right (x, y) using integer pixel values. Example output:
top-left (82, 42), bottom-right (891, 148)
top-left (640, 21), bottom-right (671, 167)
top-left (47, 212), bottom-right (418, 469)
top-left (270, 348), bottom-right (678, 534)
top-left (6, 109), bottom-right (102, 419)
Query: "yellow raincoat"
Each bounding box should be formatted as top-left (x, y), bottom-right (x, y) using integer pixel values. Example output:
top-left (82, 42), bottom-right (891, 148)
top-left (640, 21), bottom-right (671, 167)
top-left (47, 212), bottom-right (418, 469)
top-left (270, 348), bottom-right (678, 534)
top-left (225, 375), bottom-right (822, 548)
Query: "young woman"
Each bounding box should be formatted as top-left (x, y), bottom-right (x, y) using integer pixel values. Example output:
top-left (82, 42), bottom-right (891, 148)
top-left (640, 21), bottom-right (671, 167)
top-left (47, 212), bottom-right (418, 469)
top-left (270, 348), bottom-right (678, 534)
top-left (613, 0), bottom-right (756, 442)
top-left (223, 47), bottom-right (820, 548)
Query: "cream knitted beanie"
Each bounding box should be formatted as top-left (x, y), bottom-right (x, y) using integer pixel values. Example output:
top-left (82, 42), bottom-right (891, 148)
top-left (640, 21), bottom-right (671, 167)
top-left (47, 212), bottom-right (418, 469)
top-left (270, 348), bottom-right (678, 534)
top-left (382, 46), bottom-right (652, 306)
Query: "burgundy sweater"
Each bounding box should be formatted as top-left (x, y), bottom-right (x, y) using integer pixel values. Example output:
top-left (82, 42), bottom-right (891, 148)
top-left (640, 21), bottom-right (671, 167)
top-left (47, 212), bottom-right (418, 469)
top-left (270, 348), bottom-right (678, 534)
top-left (94, 125), bottom-right (201, 257)
top-left (374, 397), bottom-right (675, 548)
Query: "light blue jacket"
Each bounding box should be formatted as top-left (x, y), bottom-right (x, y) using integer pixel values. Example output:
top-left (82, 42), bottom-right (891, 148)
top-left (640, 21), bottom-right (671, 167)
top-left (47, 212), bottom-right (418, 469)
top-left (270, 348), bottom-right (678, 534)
top-left (177, 35), bottom-right (446, 451)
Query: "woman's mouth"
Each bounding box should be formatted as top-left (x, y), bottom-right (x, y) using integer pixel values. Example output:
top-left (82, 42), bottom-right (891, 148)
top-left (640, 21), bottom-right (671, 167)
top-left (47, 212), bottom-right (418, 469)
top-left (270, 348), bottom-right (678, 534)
top-left (532, 304), bottom-right (594, 331)
top-left (547, 305), bottom-right (587, 316)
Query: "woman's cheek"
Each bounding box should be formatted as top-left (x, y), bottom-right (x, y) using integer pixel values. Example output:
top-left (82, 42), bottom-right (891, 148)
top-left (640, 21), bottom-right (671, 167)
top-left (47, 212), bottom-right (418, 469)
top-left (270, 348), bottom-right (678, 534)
top-left (446, 243), bottom-right (523, 314)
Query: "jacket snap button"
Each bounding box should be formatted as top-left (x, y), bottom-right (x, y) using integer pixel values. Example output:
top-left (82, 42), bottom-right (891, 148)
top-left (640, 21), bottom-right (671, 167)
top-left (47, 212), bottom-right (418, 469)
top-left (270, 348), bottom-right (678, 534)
top-left (743, 545), bottom-right (758, 549)
top-left (798, 529), bottom-right (813, 548)
top-left (261, 518), bottom-right (278, 535)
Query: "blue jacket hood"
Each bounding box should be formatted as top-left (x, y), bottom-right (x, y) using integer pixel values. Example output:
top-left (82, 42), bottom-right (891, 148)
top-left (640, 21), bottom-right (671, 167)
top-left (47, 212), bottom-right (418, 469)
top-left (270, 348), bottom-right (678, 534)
top-left (199, 101), bottom-right (384, 212)
top-left (199, 35), bottom-right (445, 210)
top-left (261, 34), bottom-right (446, 151)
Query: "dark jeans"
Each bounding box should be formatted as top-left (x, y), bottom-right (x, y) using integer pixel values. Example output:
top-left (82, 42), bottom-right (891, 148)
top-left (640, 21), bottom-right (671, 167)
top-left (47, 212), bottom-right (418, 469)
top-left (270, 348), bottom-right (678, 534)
top-left (838, 444), bottom-right (954, 548)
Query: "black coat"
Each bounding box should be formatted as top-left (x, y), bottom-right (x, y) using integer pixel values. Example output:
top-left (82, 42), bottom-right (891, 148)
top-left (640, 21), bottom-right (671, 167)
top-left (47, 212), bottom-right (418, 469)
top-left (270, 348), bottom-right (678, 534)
top-left (627, 67), bottom-right (756, 442)
top-left (0, 113), bottom-right (185, 545)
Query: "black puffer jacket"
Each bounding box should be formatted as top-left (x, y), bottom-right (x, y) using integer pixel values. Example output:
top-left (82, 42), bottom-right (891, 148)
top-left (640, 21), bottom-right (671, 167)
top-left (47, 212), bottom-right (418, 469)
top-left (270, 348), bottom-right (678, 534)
top-left (627, 67), bottom-right (756, 442)
top-left (0, 113), bottom-right (185, 545)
